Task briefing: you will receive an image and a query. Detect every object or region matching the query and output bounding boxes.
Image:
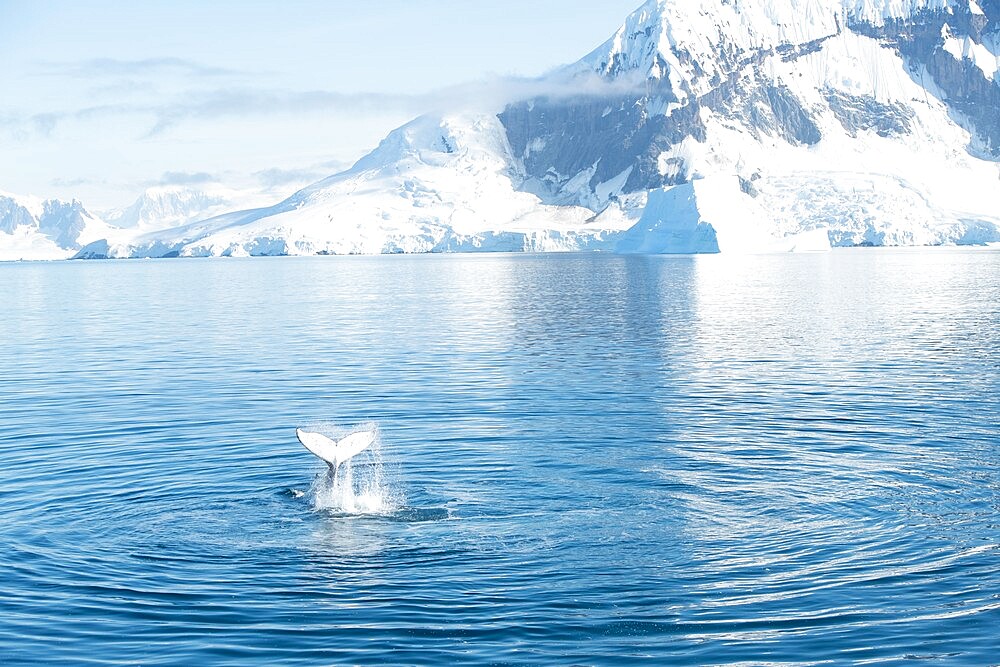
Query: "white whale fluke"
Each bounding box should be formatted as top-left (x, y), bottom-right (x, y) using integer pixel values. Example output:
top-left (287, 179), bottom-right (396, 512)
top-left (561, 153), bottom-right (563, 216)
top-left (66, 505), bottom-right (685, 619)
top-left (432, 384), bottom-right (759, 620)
top-left (296, 428), bottom-right (376, 469)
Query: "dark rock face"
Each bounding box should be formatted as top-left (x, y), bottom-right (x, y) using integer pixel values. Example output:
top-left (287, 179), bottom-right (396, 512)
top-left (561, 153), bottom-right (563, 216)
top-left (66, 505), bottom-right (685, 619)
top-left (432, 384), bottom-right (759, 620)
top-left (704, 82), bottom-right (822, 146)
top-left (824, 89), bottom-right (915, 137)
top-left (499, 34), bottom-right (833, 205)
top-left (498, 3), bottom-right (999, 208)
top-left (38, 200), bottom-right (90, 249)
top-left (922, 46), bottom-right (1000, 156)
top-left (849, 7), bottom-right (1000, 157)
top-left (0, 196), bottom-right (93, 249)
top-left (500, 94), bottom-right (706, 201)
top-left (499, 75), bottom-right (823, 203)
top-left (0, 196), bottom-right (36, 234)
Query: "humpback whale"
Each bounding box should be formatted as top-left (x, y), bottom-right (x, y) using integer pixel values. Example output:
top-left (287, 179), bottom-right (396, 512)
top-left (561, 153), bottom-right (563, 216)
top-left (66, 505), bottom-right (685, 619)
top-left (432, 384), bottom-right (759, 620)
top-left (296, 428), bottom-right (376, 471)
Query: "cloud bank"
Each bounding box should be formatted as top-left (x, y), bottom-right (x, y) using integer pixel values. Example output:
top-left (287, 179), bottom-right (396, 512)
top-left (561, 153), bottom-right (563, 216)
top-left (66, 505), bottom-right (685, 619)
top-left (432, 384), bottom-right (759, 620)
top-left (3, 66), bottom-right (646, 139)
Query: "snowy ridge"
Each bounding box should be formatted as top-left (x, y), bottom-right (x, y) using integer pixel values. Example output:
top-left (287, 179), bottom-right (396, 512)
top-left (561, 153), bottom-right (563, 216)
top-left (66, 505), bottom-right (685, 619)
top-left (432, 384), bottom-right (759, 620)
top-left (577, 0), bottom-right (957, 89)
top-left (578, 0), bottom-right (842, 94)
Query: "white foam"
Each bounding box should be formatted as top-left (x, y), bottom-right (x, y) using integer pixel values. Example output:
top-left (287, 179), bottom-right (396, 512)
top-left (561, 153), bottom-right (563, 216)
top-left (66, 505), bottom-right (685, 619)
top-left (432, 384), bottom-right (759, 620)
top-left (308, 423), bottom-right (402, 515)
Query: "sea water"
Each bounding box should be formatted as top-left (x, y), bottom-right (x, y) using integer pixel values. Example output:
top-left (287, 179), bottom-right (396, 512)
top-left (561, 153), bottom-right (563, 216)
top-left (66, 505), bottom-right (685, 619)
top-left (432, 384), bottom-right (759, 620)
top-left (1, 249), bottom-right (998, 664)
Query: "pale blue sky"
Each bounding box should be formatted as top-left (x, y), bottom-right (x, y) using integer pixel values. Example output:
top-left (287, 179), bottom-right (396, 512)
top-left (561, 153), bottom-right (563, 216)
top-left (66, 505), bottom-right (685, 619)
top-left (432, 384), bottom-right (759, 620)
top-left (0, 0), bottom-right (640, 208)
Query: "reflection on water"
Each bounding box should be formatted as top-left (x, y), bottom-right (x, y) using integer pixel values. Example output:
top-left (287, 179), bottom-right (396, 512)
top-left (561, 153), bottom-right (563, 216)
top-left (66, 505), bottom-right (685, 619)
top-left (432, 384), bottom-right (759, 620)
top-left (0, 249), bottom-right (998, 665)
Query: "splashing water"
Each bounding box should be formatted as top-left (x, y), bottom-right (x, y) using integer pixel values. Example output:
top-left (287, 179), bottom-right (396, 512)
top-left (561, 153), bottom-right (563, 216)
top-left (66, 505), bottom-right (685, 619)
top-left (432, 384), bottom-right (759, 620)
top-left (307, 423), bottom-right (401, 515)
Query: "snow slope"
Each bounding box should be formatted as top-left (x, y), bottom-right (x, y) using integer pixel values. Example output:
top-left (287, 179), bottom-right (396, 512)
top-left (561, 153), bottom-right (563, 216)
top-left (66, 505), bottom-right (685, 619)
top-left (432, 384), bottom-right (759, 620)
top-left (76, 114), bottom-right (628, 258)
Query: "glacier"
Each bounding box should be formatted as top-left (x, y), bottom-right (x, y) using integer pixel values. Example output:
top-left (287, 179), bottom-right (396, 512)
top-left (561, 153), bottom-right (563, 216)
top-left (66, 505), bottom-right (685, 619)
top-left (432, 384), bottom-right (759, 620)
top-left (4, 0), bottom-right (999, 260)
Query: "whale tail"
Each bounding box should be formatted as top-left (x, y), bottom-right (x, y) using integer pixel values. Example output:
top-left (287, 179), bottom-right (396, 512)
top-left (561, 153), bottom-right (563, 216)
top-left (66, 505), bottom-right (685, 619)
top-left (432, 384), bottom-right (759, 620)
top-left (296, 428), bottom-right (376, 469)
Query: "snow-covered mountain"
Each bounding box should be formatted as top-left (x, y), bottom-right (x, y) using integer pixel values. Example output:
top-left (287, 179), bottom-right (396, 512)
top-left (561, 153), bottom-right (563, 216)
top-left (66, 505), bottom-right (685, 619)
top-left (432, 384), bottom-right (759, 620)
top-left (100, 186), bottom-right (240, 231)
top-left (41, 0), bottom-right (1000, 257)
top-left (0, 185), bottom-right (282, 260)
top-left (75, 115), bottom-right (632, 259)
top-left (501, 0), bottom-right (1000, 249)
top-left (0, 192), bottom-right (113, 260)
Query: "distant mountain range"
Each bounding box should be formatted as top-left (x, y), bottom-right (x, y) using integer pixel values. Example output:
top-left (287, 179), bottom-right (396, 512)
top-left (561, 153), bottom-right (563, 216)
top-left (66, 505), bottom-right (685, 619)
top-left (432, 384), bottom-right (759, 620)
top-left (0, 186), bottom-right (263, 261)
top-left (3, 0), bottom-right (999, 260)
top-left (0, 192), bottom-right (113, 260)
top-left (100, 187), bottom-right (238, 232)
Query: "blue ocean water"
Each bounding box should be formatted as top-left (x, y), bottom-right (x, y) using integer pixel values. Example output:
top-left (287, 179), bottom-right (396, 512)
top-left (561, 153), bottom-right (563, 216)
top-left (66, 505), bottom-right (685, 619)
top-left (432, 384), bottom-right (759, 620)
top-left (1, 249), bottom-right (998, 665)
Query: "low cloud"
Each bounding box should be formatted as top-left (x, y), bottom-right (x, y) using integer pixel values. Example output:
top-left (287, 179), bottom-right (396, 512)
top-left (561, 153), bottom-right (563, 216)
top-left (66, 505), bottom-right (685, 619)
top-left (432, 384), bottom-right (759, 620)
top-left (36, 57), bottom-right (244, 79)
top-left (144, 88), bottom-right (418, 135)
top-left (430, 69), bottom-right (649, 112)
top-left (51, 177), bottom-right (102, 187)
top-left (254, 167), bottom-right (325, 188)
top-left (3, 70), bottom-right (646, 139)
top-left (88, 79), bottom-right (160, 97)
top-left (144, 71), bottom-right (647, 134)
top-left (254, 159), bottom-right (353, 189)
top-left (154, 171), bottom-right (218, 186)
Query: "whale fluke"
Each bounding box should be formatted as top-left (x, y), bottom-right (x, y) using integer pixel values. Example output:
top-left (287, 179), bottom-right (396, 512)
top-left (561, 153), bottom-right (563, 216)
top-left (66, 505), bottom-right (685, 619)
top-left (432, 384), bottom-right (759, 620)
top-left (296, 428), bottom-right (376, 469)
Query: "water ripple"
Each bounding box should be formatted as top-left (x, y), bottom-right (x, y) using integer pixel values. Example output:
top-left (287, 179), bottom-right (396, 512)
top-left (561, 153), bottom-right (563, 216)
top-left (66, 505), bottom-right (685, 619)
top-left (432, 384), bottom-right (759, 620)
top-left (1, 250), bottom-right (998, 664)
